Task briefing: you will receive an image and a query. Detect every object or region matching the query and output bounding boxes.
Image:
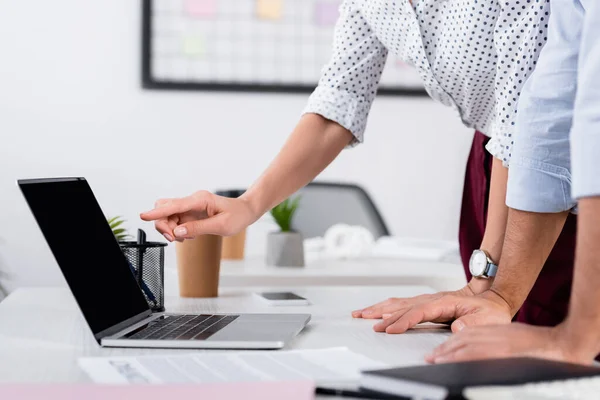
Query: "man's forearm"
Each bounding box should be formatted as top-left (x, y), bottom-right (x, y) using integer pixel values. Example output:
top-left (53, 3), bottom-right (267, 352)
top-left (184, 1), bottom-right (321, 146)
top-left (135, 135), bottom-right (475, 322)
top-left (241, 114), bottom-right (353, 217)
top-left (490, 208), bottom-right (568, 315)
top-left (557, 0), bottom-right (600, 363)
top-left (561, 198), bottom-right (600, 362)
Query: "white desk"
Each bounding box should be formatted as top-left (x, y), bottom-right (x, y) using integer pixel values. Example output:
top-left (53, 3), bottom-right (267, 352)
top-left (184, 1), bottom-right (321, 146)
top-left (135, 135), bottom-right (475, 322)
top-left (0, 286), bottom-right (451, 384)
top-left (166, 258), bottom-right (467, 294)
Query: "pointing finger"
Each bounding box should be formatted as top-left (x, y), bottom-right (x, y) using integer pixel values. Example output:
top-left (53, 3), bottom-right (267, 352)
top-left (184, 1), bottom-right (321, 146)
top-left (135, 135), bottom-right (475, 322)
top-left (140, 197), bottom-right (197, 221)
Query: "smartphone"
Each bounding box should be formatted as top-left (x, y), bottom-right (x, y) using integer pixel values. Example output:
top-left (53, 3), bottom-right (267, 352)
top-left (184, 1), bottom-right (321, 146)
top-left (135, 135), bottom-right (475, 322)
top-left (255, 292), bottom-right (310, 306)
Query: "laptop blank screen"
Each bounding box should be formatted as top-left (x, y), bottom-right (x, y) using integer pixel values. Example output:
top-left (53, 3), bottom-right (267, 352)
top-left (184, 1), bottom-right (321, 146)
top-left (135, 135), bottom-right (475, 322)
top-left (19, 178), bottom-right (151, 337)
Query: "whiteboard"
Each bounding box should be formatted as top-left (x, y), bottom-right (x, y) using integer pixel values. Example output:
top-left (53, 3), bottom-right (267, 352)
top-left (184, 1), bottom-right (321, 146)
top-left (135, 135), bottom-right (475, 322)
top-left (142, 0), bottom-right (427, 95)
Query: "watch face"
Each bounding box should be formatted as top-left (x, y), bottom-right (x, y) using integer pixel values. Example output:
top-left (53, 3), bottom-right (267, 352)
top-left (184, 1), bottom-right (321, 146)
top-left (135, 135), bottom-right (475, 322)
top-left (470, 250), bottom-right (488, 276)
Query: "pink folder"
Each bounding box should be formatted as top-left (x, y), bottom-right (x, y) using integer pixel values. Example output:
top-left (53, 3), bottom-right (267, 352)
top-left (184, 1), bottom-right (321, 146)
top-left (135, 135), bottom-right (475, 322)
top-left (0, 381), bottom-right (315, 400)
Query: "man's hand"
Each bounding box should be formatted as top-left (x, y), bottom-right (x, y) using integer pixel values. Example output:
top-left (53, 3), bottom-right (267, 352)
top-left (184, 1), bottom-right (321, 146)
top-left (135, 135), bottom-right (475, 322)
top-left (352, 279), bottom-right (492, 319)
top-left (372, 290), bottom-right (512, 334)
top-left (140, 191), bottom-right (258, 241)
top-left (425, 323), bottom-right (590, 365)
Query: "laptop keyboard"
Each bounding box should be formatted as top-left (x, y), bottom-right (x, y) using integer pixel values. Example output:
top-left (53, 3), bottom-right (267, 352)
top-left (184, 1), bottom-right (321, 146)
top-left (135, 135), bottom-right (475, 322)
top-left (126, 314), bottom-right (239, 341)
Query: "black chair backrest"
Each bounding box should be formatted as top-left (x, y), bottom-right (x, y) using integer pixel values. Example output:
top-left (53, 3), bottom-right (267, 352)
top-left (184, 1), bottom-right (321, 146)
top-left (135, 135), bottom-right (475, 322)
top-left (291, 182), bottom-right (390, 239)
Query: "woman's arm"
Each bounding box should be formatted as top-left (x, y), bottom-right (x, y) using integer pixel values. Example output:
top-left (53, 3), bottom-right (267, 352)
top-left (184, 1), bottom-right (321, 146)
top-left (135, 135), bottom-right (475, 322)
top-left (241, 114), bottom-right (353, 218)
top-left (141, 114), bottom-right (352, 239)
top-left (142, 2), bottom-right (388, 239)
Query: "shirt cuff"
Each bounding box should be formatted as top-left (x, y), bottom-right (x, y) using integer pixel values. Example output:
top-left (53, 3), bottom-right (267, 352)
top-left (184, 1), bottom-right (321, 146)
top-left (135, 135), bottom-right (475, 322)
top-left (506, 156), bottom-right (576, 213)
top-left (484, 136), bottom-right (509, 167)
top-left (571, 132), bottom-right (600, 199)
top-left (484, 122), bottom-right (515, 167)
top-left (302, 86), bottom-right (369, 146)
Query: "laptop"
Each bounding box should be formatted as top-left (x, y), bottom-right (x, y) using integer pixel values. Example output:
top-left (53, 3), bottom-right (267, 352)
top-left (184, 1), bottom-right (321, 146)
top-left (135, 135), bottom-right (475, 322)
top-left (18, 177), bottom-right (310, 349)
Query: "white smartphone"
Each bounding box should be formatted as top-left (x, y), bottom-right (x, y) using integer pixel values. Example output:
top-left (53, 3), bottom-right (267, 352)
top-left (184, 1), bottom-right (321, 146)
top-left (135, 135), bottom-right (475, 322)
top-left (255, 292), bottom-right (310, 306)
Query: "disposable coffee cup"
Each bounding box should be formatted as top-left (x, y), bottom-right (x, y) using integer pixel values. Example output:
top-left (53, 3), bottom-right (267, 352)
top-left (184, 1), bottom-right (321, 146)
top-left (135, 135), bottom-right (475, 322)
top-left (216, 189), bottom-right (247, 261)
top-left (222, 229), bottom-right (246, 260)
top-left (176, 235), bottom-right (222, 298)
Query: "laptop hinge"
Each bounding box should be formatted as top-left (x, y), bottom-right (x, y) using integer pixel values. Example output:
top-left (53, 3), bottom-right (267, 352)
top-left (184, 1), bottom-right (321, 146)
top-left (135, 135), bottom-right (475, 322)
top-left (94, 310), bottom-right (153, 343)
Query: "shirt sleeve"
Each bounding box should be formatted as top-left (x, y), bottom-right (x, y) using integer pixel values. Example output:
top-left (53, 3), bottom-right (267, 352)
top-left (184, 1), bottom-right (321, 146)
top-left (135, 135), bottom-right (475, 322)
top-left (571, 2), bottom-right (600, 200)
top-left (485, 0), bottom-right (551, 167)
top-left (505, 0), bottom-right (579, 213)
top-left (302, 1), bottom-right (388, 146)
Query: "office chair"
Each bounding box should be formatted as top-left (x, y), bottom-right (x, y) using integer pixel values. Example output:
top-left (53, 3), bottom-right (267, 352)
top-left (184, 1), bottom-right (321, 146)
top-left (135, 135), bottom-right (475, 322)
top-left (291, 182), bottom-right (390, 239)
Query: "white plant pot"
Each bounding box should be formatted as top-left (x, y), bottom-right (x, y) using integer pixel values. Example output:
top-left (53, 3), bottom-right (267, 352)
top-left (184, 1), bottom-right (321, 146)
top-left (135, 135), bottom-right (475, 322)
top-left (266, 231), bottom-right (305, 267)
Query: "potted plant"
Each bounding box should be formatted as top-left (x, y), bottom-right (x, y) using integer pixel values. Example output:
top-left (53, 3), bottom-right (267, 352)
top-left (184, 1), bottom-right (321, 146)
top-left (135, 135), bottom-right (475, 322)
top-left (266, 196), bottom-right (305, 267)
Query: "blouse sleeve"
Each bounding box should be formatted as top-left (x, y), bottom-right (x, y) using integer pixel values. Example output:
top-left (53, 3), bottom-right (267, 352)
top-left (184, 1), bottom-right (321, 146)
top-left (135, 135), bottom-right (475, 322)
top-left (302, 1), bottom-right (388, 146)
top-left (485, 0), bottom-right (551, 166)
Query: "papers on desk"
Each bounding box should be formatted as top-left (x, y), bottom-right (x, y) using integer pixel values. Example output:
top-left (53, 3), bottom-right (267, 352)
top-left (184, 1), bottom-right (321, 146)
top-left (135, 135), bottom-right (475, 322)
top-left (372, 237), bottom-right (460, 261)
top-left (0, 382), bottom-right (314, 400)
top-left (79, 347), bottom-right (386, 386)
top-left (304, 225), bottom-right (459, 261)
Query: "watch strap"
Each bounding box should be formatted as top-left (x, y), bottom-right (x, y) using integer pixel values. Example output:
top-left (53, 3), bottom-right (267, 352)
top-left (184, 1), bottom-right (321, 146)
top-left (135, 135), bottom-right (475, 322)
top-left (485, 262), bottom-right (498, 278)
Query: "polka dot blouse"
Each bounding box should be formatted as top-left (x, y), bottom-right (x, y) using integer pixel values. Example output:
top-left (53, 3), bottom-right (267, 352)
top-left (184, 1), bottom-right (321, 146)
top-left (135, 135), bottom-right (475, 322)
top-left (302, 0), bottom-right (550, 166)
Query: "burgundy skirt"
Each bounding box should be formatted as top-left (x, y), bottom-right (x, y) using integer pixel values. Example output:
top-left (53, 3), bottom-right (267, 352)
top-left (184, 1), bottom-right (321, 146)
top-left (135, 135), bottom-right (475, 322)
top-left (459, 131), bottom-right (576, 326)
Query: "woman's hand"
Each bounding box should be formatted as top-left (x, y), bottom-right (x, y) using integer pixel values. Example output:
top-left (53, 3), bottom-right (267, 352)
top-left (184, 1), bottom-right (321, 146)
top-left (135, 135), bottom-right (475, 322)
top-left (140, 191), bottom-right (258, 241)
top-left (351, 279), bottom-right (492, 319)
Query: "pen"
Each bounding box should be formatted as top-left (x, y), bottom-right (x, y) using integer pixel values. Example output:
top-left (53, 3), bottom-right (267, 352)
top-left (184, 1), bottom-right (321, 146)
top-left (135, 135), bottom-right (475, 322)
top-left (127, 260), bottom-right (157, 304)
top-left (315, 387), bottom-right (408, 399)
top-left (136, 229), bottom-right (157, 307)
top-left (136, 228), bottom-right (146, 288)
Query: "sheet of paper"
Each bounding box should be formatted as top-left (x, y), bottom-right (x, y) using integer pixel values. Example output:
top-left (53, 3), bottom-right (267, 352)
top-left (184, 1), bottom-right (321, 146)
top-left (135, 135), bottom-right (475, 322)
top-left (0, 382), bottom-right (314, 400)
top-left (256, 0), bottom-right (283, 20)
top-left (79, 347), bottom-right (386, 385)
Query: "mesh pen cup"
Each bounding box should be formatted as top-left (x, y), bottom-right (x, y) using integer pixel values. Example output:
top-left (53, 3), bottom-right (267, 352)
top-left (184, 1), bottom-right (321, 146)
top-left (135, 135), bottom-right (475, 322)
top-left (120, 241), bottom-right (167, 312)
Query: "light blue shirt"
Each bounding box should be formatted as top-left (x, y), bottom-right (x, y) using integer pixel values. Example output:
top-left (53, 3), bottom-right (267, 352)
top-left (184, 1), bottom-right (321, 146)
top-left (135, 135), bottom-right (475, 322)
top-left (506, 0), bottom-right (600, 213)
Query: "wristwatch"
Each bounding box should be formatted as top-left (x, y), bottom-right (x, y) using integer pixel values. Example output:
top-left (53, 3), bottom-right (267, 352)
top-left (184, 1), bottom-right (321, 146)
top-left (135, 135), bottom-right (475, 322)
top-left (469, 249), bottom-right (498, 279)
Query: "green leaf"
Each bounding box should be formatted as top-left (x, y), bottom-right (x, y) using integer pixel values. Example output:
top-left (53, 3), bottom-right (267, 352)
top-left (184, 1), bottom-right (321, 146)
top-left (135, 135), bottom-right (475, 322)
top-left (109, 219), bottom-right (125, 230)
top-left (107, 216), bottom-right (130, 240)
top-left (270, 195), bottom-right (301, 232)
top-left (290, 196), bottom-right (301, 215)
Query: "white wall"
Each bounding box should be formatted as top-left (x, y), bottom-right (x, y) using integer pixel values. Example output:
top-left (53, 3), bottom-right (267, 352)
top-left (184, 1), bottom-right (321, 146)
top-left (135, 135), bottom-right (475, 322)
top-left (0, 0), bottom-right (473, 290)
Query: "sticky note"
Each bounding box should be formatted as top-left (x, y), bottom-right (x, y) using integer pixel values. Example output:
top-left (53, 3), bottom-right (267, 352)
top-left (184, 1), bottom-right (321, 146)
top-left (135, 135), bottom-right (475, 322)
top-left (256, 0), bottom-right (283, 20)
top-left (183, 36), bottom-right (204, 57)
top-left (184, 0), bottom-right (216, 18)
top-left (315, 2), bottom-right (340, 26)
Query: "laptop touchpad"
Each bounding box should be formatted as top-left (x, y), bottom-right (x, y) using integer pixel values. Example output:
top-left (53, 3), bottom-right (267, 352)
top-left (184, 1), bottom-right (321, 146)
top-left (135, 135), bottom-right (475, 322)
top-left (208, 316), bottom-right (303, 342)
